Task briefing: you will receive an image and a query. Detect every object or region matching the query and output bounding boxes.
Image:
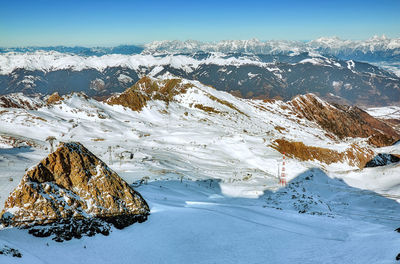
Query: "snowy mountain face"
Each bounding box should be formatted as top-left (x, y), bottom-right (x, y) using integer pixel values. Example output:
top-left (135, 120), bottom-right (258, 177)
top-left (3, 36), bottom-right (399, 60)
top-left (0, 45), bottom-right (144, 56)
top-left (366, 106), bottom-right (400, 131)
top-left (0, 76), bottom-right (400, 262)
top-left (144, 36), bottom-right (400, 79)
top-left (309, 36), bottom-right (400, 62)
top-left (144, 36), bottom-right (400, 62)
top-left (144, 39), bottom-right (306, 55)
top-left (0, 51), bottom-right (399, 106)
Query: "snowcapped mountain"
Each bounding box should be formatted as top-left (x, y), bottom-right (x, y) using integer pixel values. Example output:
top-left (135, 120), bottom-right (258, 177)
top-left (310, 35), bottom-right (400, 53)
top-left (144, 39), bottom-right (306, 55)
top-left (144, 35), bottom-right (400, 61)
top-left (1, 36), bottom-right (399, 107)
top-left (2, 35), bottom-right (399, 62)
top-left (0, 51), bottom-right (399, 106)
top-left (309, 35), bottom-right (400, 63)
top-left (0, 45), bottom-right (144, 56)
top-left (143, 36), bottom-right (400, 77)
top-left (0, 76), bottom-right (400, 263)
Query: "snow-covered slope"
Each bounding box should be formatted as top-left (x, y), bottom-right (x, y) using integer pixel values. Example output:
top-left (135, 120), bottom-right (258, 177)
top-left (1, 169), bottom-right (400, 263)
top-left (0, 77), bottom-right (400, 263)
top-left (5, 36), bottom-right (398, 75)
top-left (0, 76), bottom-right (397, 197)
top-left (366, 106), bottom-right (400, 131)
top-left (366, 105), bottom-right (400, 120)
top-left (0, 51), bottom-right (268, 75)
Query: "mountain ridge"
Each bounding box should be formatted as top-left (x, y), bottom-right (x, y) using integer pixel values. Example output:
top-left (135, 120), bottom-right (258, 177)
top-left (1, 52), bottom-right (399, 106)
top-left (0, 76), bottom-right (398, 169)
top-left (2, 35), bottom-right (399, 59)
top-left (144, 35), bottom-right (400, 57)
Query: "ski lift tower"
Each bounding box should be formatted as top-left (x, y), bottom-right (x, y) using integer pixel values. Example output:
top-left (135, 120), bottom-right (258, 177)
top-left (108, 146), bottom-right (113, 165)
top-left (279, 152), bottom-right (287, 186)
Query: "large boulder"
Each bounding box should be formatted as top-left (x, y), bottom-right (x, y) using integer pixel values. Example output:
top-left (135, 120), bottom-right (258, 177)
top-left (0, 142), bottom-right (150, 241)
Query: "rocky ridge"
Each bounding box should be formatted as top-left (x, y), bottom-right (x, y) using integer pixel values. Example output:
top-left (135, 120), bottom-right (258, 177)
top-left (0, 93), bottom-right (43, 110)
top-left (288, 93), bottom-right (400, 147)
top-left (107, 76), bottom-right (193, 111)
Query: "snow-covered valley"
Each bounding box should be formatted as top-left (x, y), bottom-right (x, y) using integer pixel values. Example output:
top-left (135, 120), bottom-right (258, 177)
top-left (0, 76), bottom-right (399, 263)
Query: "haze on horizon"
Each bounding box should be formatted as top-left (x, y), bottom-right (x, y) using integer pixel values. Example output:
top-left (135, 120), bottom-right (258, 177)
top-left (0, 0), bottom-right (399, 47)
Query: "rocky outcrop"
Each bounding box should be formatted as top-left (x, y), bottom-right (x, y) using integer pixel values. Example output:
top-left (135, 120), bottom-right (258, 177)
top-left (46, 92), bottom-right (63, 104)
top-left (0, 93), bottom-right (43, 110)
top-left (0, 245), bottom-right (22, 258)
top-left (272, 139), bottom-right (374, 168)
top-left (107, 76), bottom-right (192, 111)
top-left (364, 153), bottom-right (400, 167)
top-left (0, 142), bottom-right (149, 241)
top-left (289, 94), bottom-right (400, 147)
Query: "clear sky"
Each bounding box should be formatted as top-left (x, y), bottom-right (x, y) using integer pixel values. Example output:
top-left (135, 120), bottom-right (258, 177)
top-left (1, 0), bottom-right (399, 47)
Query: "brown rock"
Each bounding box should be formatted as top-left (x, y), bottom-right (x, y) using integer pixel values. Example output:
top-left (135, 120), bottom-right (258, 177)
top-left (0, 93), bottom-right (42, 110)
top-left (107, 76), bottom-right (192, 111)
top-left (0, 142), bottom-right (149, 238)
top-left (272, 139), bottom-right (374, 168)
top-left (46, 92), bottom-right (63, 104)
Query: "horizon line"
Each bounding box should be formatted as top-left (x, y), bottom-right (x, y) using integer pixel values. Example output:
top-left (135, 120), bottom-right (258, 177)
top-left (0, 35), bottom-right (399, 49)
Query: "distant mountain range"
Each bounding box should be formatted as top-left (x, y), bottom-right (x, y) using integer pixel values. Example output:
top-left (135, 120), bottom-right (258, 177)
top-left (2, 35), bottom-right (400, 62)
top-left (144, 36), bottom-right (400, 62)
top-left (0, 36), bottom-right (399, 107)
top-left (0, 51), bottom-right (399, 106)
top-left (0, 45), bottom-right (144, 56)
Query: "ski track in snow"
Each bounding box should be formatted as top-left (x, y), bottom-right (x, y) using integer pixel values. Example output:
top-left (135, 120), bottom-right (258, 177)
top-left (1, 179), bottom-right (400, 264)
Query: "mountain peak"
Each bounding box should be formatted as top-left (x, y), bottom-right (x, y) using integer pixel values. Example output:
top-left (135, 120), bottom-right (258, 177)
top-left (107, 76), bottom-right (193, 111)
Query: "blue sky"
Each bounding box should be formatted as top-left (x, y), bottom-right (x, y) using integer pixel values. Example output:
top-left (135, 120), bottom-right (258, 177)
top-left (1, 0), bottom-right (399, 46)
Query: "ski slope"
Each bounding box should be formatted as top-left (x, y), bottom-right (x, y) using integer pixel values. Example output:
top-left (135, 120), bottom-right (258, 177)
top-left (1, 172), bottom-right (400, 264)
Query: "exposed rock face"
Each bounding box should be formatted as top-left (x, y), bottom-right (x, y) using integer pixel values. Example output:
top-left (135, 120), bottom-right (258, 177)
top-left (288, 94), bottom-right (400, 147)
top-left (272, 139), bottom-right (374, 169)
top-left (364, 153), bottom-right (400, 167)
top-left (107, 76), bottom-right (192, 111)
top-left (0, 142), bottom-right (149, 241)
